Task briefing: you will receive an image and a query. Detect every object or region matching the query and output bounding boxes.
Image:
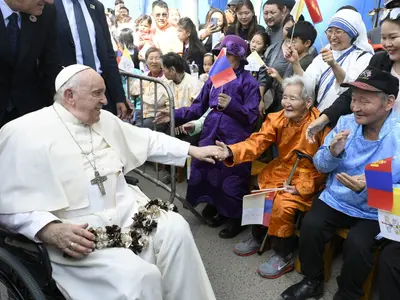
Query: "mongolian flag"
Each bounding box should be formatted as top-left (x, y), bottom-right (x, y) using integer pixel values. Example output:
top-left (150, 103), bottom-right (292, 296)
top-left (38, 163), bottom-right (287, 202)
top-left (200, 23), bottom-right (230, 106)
top-left (116, 43), bottom-right (124, 64)
top-left (305, 0), bottom-right (323, 24)
top-left (365, 157), bottom-right (394, 212)
top-left (208, 48), bottom-right (236, 88)
top-left (242, 191), bottom-right (276, 226)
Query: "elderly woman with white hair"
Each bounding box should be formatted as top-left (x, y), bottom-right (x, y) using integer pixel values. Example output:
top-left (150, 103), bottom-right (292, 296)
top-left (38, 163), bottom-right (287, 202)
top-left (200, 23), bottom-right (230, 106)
top-left (284, 8), bottom-right (373, 112)
top-left (216, 75), bottom-right (330, 279)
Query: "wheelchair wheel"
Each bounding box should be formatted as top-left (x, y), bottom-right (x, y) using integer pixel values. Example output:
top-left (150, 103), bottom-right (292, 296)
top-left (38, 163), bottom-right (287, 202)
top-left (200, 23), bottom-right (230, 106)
top-left (0, 248), bottom-right (46, 300)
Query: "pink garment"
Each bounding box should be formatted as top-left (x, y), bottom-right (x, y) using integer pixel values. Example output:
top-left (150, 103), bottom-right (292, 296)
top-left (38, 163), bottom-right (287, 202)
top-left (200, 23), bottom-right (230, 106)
top-left (134, 31), bottom-right (155, 50)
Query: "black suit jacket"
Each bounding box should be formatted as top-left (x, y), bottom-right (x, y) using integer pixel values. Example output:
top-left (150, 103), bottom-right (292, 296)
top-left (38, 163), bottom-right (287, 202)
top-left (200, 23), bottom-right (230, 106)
top-left (54, 0), bottom-right (125, 115)
top-left (0, 4), bottom-right (60, 117)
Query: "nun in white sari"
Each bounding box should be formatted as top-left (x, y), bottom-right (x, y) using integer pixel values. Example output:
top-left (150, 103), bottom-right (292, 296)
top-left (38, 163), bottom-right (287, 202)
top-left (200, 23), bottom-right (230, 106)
top-left (284, 9), bottom-right (373, 112)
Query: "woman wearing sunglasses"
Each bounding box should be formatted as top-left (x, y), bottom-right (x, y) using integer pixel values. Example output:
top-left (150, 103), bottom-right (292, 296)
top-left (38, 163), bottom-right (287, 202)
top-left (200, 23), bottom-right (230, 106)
top-left (306, 0), bottom-right (400, 143)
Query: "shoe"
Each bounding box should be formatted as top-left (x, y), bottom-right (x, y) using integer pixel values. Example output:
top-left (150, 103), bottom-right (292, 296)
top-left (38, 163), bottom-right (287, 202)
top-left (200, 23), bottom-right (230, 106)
top-left (202, 204), bottom-right (218, 219)
top-left (201, 205), bottom-right (226, 227)
top-left (258, 252), bottom-right (294, 279)
top-left (280, 278), bottom-right (324, 300)
top-left (234, 235), bottom-right (262, 256)
top-left (333, 291), bottom-right (344, 300)
top-left (207, 213), bottom-right (227, 228)
top-left (218, 219), bottom-right (246, 239)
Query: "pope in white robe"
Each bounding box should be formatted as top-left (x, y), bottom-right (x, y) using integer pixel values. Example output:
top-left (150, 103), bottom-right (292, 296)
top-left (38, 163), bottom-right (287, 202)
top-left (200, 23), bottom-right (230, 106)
top-left (0, 65), bottom-right (219, 300)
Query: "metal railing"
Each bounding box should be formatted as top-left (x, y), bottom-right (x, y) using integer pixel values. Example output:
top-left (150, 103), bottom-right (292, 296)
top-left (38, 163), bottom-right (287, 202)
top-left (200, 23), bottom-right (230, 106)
top-left (120, 70), bottom-right (206, 224)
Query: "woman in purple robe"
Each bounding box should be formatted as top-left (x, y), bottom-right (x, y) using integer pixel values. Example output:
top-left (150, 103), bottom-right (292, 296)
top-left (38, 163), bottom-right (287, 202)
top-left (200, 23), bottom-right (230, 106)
top-left (175, 35), bottom-right (260, 238)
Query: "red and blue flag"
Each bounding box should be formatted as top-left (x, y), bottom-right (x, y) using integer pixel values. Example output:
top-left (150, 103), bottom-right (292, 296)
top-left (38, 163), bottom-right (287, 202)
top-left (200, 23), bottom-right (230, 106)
top-left (208, 48), bottom-right (236, 88)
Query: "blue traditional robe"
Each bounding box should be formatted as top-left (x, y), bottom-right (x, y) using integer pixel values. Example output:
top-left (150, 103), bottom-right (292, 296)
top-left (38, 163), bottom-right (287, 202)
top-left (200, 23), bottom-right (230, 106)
top-left (175, 66), bottom-right (260, 218)
top-left (313, 111), bottom-right (400, 220)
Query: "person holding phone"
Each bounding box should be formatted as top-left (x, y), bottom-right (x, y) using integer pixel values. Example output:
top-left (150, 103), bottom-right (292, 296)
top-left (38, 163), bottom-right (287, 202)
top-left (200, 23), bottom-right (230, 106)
top-left (199, 8), bottom-right (228, 52)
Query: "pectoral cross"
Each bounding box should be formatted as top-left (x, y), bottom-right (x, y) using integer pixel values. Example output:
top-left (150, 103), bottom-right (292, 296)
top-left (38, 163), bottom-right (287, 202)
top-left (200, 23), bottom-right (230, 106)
top-left (91, 170), bottom-right (107, 195)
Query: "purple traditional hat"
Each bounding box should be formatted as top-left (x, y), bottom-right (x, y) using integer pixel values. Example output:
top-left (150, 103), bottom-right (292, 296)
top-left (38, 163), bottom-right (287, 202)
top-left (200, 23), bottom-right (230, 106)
top-left (212, 35), bottom-right (249, 65)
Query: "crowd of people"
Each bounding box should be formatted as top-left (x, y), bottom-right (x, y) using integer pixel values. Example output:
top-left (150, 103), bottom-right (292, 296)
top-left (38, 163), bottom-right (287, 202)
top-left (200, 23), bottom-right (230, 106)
top-left (2, 0), bottom-right (400, 299)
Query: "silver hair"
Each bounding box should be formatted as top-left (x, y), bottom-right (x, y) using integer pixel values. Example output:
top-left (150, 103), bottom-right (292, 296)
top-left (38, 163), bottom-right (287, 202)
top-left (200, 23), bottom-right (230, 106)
top-left (53, 73), bottom-right (81, 103)
top-left (378, 92), bottom-right (390, 103)
top-left (282, 75), bottom-right (313, 101)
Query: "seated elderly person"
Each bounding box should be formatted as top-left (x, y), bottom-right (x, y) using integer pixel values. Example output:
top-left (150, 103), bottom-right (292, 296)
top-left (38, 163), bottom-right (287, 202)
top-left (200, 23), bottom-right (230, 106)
top-left (130, 47), bottom-right (169, 132)
top-left (281, 67), bottom-right (400, 300)
top-left (161, 52), bottom-right (203, 109)
top-left (0, 65), bottom-right (219, 300)
top-left (216, 75), bottom-right (329, 279)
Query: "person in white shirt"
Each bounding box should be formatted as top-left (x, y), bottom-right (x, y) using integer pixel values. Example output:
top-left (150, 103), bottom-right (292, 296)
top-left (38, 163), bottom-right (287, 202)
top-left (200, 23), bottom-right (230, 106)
top-left (0, 64), bottom-right (218, 300)
top-left (151, 0), bottom-right (182, 55)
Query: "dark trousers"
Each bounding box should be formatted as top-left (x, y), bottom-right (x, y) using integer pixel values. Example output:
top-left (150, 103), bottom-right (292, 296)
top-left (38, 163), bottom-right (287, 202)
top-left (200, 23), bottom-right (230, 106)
top-left (378, 242), bottom-right (400, 300)
top-left (0, 108), bottom-right (19, 128)
top-left (251, 225), bottom-right (297, 257)
top-left (299, 199), bottom-right (380, 300)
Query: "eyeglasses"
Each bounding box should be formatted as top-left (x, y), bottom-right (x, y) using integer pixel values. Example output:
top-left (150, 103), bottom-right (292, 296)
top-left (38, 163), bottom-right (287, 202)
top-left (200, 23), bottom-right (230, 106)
top-left (381, 8), bottom-right (400, 21)
top-left (154, 13), bottom-right (168, 19)
top-left (325, 28), bottom-right (347, 38)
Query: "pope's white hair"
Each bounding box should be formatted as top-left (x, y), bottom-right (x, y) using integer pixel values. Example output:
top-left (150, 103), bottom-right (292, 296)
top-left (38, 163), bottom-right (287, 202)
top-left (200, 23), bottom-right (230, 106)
top-left (53, 73), bottom-right (81, 103)
top-left (282, 75), bottom-right (314, 101)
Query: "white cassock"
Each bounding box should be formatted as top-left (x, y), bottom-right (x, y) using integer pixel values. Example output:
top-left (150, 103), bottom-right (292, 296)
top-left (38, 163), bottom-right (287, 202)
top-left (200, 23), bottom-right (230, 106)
top-left (0, 102), bottom-right (216, 300)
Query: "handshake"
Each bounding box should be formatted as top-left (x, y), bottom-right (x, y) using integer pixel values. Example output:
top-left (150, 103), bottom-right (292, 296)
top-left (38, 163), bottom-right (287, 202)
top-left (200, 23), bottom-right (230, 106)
top-left (188, 141), bottom-right (232, 164)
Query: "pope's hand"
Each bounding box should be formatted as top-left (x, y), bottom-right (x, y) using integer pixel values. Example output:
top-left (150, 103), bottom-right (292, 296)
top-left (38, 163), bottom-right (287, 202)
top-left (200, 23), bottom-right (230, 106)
top-left (217, 93), bottom-right (231, 110)
top-left (175, 122), bottom-right (195, 135)
top-left (329, 129), bottom-right (350, 157)
top-left (154, 111), bottom-right (171, 124)
top-left (321, 48), bottom-right (336, 67)
top-left (36, 222), bottom-right (95, 258)
top-left (336, 173), bottom-right (366, 192)
top-left (215, 140), bottom-right (230, 161)
top-left (188, 145), bottom-right (220, 164)
top-left (306, 114), bottom-right (330, 143)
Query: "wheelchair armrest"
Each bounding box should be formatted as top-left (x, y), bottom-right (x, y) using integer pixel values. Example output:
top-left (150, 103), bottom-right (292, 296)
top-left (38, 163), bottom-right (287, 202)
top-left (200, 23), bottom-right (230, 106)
top-left (0, 228), bottom-right (34, 244)
top-left (125, 175), bottom-right (139, 186)
top-left (0, 228), bottom-right (55, 292)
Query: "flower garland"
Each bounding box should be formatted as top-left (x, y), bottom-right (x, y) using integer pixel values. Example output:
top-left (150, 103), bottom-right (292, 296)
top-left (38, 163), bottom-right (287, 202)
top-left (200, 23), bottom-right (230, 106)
top-left (88, 199), bottom-right (178, 254)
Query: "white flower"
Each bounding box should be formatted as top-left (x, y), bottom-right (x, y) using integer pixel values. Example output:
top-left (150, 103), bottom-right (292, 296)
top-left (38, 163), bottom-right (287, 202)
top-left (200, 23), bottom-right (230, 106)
top-left (121, 233), bottom-right (133, 248)
top-left (138, 236), bottom-right (149, 249)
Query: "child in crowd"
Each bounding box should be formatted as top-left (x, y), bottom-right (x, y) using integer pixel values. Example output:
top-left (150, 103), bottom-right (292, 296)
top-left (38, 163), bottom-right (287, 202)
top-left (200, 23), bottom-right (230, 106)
top-left (259, 20), bottom-right (317, 115)
top-left (199, 53), bottom-right (215, 83)
top-left (249, 31), bottom-right (270, 81)
top-left (134, 15), bottom-right (155, 53)
top-left (267, 21), bottom-right (317, 90)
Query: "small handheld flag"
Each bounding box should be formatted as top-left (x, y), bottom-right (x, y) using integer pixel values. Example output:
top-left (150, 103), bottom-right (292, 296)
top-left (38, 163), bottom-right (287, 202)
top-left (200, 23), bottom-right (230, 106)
top-left (305, 0), bottom-right (323, 24)
top-left (208, 49), bottom-right (236, 89)
top-left (116, 44), bottom-right (123, 64)
top-left (245, 51), bottom-right (266, 72)
top-left (365, 157), bottom-right (394, 212)
top-left (290, 0), bottom-right (305, 22)
top-left (118, 48), bottom-right (135, 73)
top-left (365, 157), bottom-right (400, 242)
top-left (242, 190), bottom-right (278, 226)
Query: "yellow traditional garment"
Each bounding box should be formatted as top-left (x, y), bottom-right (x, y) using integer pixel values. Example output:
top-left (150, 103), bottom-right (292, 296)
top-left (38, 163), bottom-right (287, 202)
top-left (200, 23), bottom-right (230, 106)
top-left (226, 108), bottom-right (330, 238)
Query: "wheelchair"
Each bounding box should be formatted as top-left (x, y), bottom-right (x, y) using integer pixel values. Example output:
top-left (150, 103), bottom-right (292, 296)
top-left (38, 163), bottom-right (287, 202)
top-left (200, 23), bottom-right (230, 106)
top-left (0, 176), bottom-right (140, 300)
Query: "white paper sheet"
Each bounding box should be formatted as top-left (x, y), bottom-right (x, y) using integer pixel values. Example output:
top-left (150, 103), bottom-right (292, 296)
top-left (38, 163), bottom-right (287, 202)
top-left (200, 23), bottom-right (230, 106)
top-left (242, 192), bottom-right (268, 226)
top-left (378, 210), bottom-right (400, 242)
